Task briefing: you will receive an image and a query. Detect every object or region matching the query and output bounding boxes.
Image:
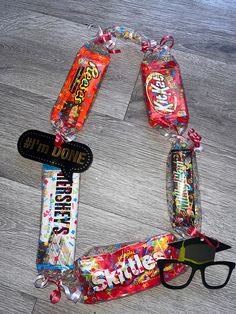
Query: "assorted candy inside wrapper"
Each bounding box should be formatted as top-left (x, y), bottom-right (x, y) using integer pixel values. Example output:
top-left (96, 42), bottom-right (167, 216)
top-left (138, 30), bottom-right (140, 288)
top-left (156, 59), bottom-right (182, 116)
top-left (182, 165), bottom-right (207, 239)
top-left (50, 26), bottom-right (188, 144)
top-left (141, 36), bottom-right (189, 135)
top-left (166, 139), bottom-right (202, 238)
top-left (27, 25), bottom-right (234, 305)
top-left (37, 164), bottom-right (79, 274)
top-left (75, 234), bottom-right (185, 304)
top-left (104, 25), bottom-right (150, 44)
top-left (36, 26), bottom-right (201, 303)
top-left (50, 44), bottom-right (110, 144)
top-left (50, 25), bottom-right (157, 145)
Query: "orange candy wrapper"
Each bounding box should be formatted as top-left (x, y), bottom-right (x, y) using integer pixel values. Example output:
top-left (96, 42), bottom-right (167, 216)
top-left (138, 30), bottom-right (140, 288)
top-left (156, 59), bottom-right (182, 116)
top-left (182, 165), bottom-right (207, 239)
top-left (51, 46), bottom-right (110, 143)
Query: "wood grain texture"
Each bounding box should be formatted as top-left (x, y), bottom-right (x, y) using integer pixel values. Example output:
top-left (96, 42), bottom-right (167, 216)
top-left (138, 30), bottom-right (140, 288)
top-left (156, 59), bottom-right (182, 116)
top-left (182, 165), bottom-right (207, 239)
top-left (0, 7), bottom-right (142, 119)
top-left (0, 285), bottom-right (36, 314)
top-left (0, 177), bottom-right (168, 293)
top-left (0, 0), bottom-right (236, 313)
top-left (2, 0), bottom-right (236, 64)
top-left (32, 270), bottom-right (236, 314)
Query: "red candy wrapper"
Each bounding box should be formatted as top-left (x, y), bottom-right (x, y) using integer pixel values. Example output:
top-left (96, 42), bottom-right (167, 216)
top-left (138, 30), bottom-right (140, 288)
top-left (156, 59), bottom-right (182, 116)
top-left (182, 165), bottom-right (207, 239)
top-left (75, 234), bottom-right (185, 304)
top-left (141, 37), bottom-right (189, 134)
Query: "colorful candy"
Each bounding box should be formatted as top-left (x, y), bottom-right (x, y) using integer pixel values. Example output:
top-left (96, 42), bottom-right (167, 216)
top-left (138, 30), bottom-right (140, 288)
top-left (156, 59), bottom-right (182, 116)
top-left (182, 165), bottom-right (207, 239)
top-left (141, 37), bottom-right (189, 135)
top-left (31, 27), bottom-right (208, 305)
top-left (50, 44), bottom-right (110, 144)
top-left (37, 165), bottom-right (79, 275)
top-left (166, 137), bottom-right (202, 237)
top-left (104, 25), bottom-right (150, 45)
top-left (75, 234), bottom-right (185, 304)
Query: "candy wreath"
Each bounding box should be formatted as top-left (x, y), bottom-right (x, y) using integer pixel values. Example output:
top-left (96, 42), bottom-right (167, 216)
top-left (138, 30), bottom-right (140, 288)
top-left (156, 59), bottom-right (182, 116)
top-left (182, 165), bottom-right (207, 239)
top-left (17, 25), bottom-right (234, 304)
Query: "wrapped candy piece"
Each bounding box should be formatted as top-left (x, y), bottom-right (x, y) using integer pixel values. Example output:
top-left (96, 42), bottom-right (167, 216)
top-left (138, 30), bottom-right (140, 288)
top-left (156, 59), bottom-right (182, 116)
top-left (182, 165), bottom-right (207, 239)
top-left (37, 165), bottom-right (79, 276)
top-left (104, 25), bottom-right (150, 45)
top-left (50, 42), bottom-right (111, 144)
top-left (84, 240), bottom-right (137, 256)
top-left (75, 234), bottom-right (185, 304)
top-left (141, 37), bottom-right (189, 135)
top-left (35, 240), bottom-right (140, 303)
top-left (166, 137), bottom-right (202, 237)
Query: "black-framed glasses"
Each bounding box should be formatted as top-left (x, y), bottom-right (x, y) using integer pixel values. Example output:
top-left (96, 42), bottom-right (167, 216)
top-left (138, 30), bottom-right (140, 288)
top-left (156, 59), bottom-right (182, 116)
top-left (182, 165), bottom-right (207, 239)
top-left (157, 259), bottom-right (235, 289)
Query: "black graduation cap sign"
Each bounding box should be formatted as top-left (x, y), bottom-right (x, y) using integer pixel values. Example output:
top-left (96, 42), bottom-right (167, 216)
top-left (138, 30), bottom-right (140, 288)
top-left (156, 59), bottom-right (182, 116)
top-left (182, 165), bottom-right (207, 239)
top-left (169, 236), bottom-right (231, 264)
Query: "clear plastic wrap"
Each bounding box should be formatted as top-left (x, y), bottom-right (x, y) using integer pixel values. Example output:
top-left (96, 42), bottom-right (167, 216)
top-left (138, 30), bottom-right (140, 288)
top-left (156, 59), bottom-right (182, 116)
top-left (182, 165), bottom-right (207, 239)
top-left (50, 44), bottom-right (110, 144)
top-left (36, 164), bottom-right (79, 277)
top-left (104, 25), bottom-right (150, 44)
top-left (33, 26), bottom-right (208, 305)
top-left (166, 138), bottom-right (201, 237)
top-left (75, 234), bottom-right (185, 304)
top-left (141, 36), bottom-right (189, 135)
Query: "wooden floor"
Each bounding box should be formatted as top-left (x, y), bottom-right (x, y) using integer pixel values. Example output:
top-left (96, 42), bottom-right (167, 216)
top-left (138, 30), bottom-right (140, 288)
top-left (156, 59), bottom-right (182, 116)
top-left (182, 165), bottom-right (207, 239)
top-left (0, 0), bottom-right (236, 313)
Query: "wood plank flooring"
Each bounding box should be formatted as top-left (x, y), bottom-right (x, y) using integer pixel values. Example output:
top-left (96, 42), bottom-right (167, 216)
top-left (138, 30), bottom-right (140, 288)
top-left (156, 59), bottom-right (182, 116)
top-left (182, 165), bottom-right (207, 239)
top-left (0, 1), bottom-right (235, 313)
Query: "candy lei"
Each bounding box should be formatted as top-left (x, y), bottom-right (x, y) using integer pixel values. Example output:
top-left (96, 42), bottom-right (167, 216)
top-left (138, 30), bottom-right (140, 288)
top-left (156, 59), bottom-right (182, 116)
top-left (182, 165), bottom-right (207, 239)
top-left (36, 26), bottom-right (205, 304)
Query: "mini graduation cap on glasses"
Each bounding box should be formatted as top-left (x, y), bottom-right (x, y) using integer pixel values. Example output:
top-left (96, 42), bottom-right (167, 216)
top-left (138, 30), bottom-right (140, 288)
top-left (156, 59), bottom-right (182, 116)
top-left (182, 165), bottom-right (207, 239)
top-left (169, 236), bottom-right (231, 264)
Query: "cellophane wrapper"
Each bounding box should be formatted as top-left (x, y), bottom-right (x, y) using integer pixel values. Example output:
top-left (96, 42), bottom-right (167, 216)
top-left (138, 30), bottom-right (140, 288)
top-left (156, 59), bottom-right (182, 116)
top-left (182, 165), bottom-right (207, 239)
top-left (166, 139), bottom-right (202, 237)
top-left (36, 165), bottom-right (79, 287)
top-left (141, 46), bottom-right (189, 135)
top-left (75, 234), bottom-right (185, 304)
top-left (50, 45), bottom-right (110, 141)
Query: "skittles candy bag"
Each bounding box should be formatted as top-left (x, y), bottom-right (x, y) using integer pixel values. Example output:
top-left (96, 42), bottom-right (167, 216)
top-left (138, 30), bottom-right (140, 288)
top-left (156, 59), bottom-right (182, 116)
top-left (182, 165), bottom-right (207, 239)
top-left (75, 234), bottom-right (185, 304)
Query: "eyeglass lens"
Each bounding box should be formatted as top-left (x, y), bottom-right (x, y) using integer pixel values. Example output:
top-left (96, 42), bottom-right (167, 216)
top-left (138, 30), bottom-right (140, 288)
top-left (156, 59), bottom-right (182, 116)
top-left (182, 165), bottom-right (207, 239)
top-left (203, 264), bottom-right (231, 287)
top-left (163, 263), bottom-right (192, 288)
